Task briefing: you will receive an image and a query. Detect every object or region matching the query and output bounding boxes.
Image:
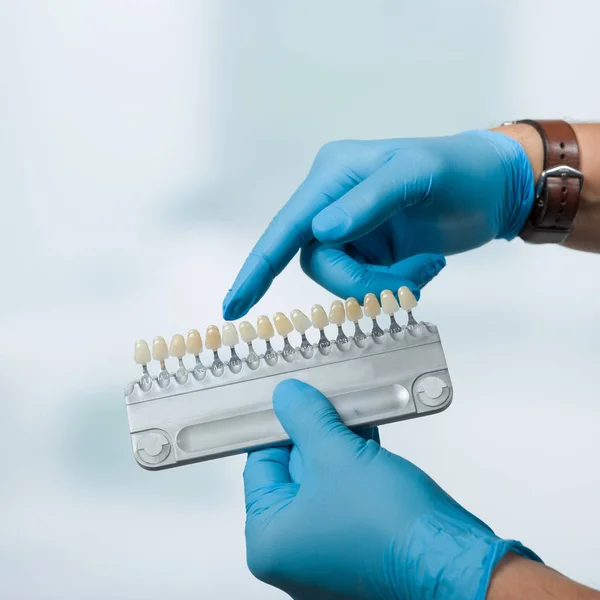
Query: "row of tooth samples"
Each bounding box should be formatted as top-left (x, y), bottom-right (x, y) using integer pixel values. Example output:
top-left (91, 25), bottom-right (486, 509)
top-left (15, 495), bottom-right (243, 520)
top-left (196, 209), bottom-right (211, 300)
top-left (133, 287), bottom-right (419, 389)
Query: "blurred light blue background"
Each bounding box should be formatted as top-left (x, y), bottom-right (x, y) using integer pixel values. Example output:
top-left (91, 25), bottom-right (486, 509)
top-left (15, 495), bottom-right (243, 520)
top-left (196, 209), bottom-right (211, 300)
top-left (1, 1), bottom-right (599, 598)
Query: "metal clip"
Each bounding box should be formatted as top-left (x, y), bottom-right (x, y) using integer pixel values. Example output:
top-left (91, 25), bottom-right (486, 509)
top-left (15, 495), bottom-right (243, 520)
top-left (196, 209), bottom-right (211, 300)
top-left (535, 165), bottom-right (583, 200)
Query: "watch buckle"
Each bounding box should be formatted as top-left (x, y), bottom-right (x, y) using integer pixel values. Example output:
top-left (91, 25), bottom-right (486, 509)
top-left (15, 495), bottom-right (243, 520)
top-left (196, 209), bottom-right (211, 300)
top-left (535, 165), bottom-right (583, 199)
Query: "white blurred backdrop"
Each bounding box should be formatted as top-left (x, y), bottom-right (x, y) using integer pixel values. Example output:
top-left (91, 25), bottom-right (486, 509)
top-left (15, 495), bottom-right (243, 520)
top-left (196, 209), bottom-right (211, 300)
top-left (1, 1), bottom-right (599, 598)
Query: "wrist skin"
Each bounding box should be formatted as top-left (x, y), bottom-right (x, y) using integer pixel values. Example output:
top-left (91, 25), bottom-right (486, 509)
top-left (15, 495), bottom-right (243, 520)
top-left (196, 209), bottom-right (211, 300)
top-left (491, 123), bottom-right (600, 253)
top-left (488, 553), bottom-right (600, 600)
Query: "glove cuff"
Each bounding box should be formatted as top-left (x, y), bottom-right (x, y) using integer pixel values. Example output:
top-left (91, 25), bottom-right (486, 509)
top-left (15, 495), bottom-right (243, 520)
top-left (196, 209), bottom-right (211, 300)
top-left (462, 129), bottom-right (535, 241)
top-left (398, 512), bottom-right (542, 600)
top-left (474, 539), bottom-right (543, 600)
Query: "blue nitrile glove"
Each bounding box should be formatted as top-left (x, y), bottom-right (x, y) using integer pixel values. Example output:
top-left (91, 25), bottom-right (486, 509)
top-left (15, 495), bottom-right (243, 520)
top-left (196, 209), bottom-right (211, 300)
top-left (244, 380), bottom-right (541, 600)
top-left (223, 131), bottom-right (534, 319)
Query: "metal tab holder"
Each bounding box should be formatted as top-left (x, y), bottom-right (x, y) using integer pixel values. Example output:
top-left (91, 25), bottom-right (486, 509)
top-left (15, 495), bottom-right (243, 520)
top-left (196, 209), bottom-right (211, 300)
top-left (125, 322), bottom-right (453, 471)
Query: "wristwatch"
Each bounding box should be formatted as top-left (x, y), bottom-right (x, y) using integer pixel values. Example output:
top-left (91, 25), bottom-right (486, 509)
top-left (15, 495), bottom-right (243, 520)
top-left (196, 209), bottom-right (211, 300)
top-left (503, 119), bottom-right (584, 244)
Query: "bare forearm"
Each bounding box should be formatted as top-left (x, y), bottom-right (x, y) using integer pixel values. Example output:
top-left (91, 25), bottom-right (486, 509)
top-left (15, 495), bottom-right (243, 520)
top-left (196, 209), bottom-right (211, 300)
top-left (492, 122), bottom-right (600, 253)
top-left (488, 554), bottom-right (600, 600)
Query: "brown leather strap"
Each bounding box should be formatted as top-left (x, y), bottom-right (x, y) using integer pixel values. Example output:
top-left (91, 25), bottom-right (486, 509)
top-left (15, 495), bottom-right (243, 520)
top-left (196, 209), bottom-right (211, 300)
top-left (517, 119), bottom-right (583, 243)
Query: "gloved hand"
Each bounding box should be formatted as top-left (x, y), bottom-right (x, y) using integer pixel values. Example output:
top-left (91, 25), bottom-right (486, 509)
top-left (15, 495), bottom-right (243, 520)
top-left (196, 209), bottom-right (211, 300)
top-left (244, 379), bottom-right (540, 600)
top-left (223, 131), bottom-right (534, 319)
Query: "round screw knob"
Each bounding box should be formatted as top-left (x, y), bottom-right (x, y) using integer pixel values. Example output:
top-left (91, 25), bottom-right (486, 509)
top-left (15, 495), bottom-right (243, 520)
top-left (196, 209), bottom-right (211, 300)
top-left (415, 375), bottom-right (450, 408)
top-left (136, 431), bottom-right (171, 466)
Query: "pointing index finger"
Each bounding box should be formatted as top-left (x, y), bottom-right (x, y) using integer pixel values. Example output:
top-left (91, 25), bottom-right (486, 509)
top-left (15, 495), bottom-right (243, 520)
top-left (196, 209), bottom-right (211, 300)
top-left (222, 174), bottom-right (349, 320)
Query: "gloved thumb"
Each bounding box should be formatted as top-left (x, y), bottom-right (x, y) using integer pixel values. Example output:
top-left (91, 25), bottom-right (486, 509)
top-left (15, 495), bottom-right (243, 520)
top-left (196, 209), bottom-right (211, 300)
top-left (300, 242), bottom-right (445, 301)
top-left (273, 379), bottom-right (362, 459)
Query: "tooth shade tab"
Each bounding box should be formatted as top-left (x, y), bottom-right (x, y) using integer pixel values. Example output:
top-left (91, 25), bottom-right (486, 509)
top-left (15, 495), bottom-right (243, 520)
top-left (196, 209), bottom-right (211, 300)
top-left (399, 287), bottom-right (418, 311)
top-left (186, 329), bottom-right (203, 355)
top-left (169, 334), bottom-right (186, 359)
top-left (363, 293), bottom-right (381, 318)
top-left (380, 290), bottom-right (400, 315)
top-left (274, 312), bottom-right (294, 337)
top-left (345, 297), bottom-right (363, 322)
top-left (134, 340), bottom-right (151, 365)
top-left (311, 304), bottom-right (329, 329)
top-left (328, 300), bottom-right (345, 326)
top-left (205, 325), bottom-right (222, 351)
top-left (152, 336), bottom-right (169, 361)
top-left (257, 315), bottom-right (275, 340)
top-left (222, 322), bottom-right (239, 347)
top-left (239, 321), bottom-right (258, 344)
top-left (290, 309), bottom-right (311, 334)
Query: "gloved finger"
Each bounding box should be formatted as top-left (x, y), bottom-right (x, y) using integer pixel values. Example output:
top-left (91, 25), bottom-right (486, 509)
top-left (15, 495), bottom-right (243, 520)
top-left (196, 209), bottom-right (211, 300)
top-left (312, 152), bottom-right (433, 244)
top-left (348, 222), bottom-right (395, 266)
top-left (300, 242), bottom-right (445, 300)
top-left (345, 243), bottom-right (369, 264)
top-left (273, 379), bottom-right (363, 459)
top-left (243, 446), bottom-right (294, 512)
top-left (222, 174), bottom-right (353, 320)
top-left (369, 254), bottom-right (446, 289)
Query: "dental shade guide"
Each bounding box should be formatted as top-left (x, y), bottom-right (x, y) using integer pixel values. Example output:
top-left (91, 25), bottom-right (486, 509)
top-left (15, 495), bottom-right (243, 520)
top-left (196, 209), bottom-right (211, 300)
top-left (125, 287), bottom-right (453, 470)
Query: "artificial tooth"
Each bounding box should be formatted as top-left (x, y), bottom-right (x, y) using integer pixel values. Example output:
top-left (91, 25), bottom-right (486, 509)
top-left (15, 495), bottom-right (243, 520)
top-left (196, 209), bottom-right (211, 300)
top-left (170, 334), bottom-right (188, 384)
top-left (222, 322), bottom-right (239, 347)
top-left (290, 309), bottom-right (311, 333)
top-left (152, 336), bottom-right (171, 387)
top-left (257, 316), bottom-right (278, 366)
top-left (169, 334), bottom-right (186, 358)
top-left (311, 304), bottom-right (329, 329)
top-left (380, 290), bottom-right (399, 315)
top-left (135, 339), bottom-right (151, 365)
top-left (239, 321), bottom-right (258, 343)
top-left (257, 315), bottom-right (275, 340)
top-left (311, 304), bottom-right (331, 355)
top-left (222, 323), bottom-right (242, 373)
top-left (274, 312), bottom-right (294, 337)
top-left (345, 298), bottom-right (368, 348)
top-left (239, 321), bottom-right (260, 369)
top-left (399, 286), bottom-right (418, 311)
top-left (186, 329), bottom-right (206, 381)
top-left (205, 325), bottom-right (224, 376)
top-left (398, 286), bottom-right (418, 326)
top-left (152, 336), bottom-right (169, 361)
top-left (345, 297), bottom-right (363, 323)
top-left (274, 312), bottom-right (296, 362)
top-left (363, 293), bottom-right (385, 342)
top-left (328, 300), bottom-right (345, 326)
top-left (291, 309), bottom-right (313, 358)
top-left (380, 290), bottom-right (402, 338)
top-left (205, 325), bottom-right (222, 350)
top-left (363, 293), bottom-right (381, 318)
top-left (187, 329), bottom-right (203, 354)
top-left (329, 300), bottom-right (350, 351)
top-left (134, 339), bottom-right (153, 391)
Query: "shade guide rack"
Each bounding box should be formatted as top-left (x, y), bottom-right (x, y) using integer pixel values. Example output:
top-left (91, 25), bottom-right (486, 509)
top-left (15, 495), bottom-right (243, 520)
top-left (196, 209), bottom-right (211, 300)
top-left (125, 288), bottom-right (453, 470)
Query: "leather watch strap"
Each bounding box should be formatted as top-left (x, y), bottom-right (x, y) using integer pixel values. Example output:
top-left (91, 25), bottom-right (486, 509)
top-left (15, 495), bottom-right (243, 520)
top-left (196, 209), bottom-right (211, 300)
top-left (516, 119), bottom-right (583, 243)
top-left (517, 119), bottom-right (583, 244)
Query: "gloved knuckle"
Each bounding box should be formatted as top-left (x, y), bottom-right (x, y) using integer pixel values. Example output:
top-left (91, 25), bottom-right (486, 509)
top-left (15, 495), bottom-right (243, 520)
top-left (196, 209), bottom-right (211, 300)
top-left (313, 407), bottom-right (342, 433)
top-left (317, 139), bottom-right (343, 156)
top-left (314, 140), bottom-right (355, 166)
top-left (419, 147), bottom-right (449, 179)
top-left (354, 438), bottom-right (381, 463)
top-left (394, 145), bottom-right (444, 175)
top-left (246, 543), bottom-right (282, 583)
